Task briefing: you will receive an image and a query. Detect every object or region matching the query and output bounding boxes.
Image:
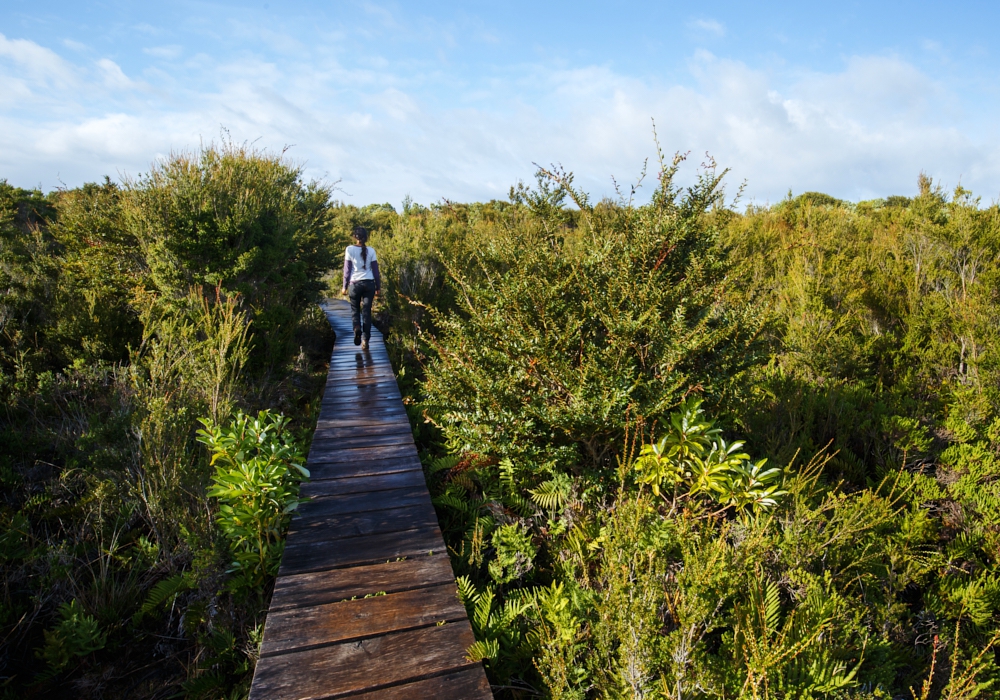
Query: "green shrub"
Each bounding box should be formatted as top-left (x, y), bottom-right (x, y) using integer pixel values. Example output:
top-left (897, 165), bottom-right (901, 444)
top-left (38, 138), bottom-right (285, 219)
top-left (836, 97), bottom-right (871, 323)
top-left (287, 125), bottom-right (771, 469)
top-left (121, 140), bottom-right (335, 369)
top-left (421, 157), bottom-right (763, 480)
top-left (633, 398), bottom-right (785, 514)
top-left (38, 600), bottom-right (106, 673)
top-left (198, 410), bottom-right (308, 587)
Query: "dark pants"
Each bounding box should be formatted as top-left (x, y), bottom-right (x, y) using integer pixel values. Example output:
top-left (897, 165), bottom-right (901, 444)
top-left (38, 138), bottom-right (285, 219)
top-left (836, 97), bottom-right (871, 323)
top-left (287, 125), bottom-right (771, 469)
top-left (348, 280), bottom-right (376, 341)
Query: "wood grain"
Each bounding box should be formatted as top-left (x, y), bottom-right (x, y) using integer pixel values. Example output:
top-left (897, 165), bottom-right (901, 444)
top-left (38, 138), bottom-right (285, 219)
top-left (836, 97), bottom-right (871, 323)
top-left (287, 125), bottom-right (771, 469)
top-left (260, 583), bottom-right (467, 655)
top-left (309, 432), bottom-right (415, 450)
top-left (300, 469), bottom-right (426, 497)
top-left (286, 502), bottom-right (439, 544)
top-left (306, 442), bottom-right (416, 463)
top-left (249, 300), bottom-right (489, 700)
top-left (249, 623), bottom-right (479, 700)
top-left (269, 552), bottom-right (457, 611)
top-left (348, 668), bottom-right (493, 700)
top-left (279, 527), bottom-right (444, 575)
top-left (307, 455), bottom-right (423, 480)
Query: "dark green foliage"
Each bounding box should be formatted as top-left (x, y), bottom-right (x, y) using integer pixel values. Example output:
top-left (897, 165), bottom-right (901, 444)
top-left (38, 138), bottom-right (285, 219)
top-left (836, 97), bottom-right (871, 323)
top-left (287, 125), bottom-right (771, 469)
top-left (7, 138), bottom-right (1000, 699)
top-left (422, 157), bottom-right (762, 478)
top-left (370, 166), bottom-right (1000, 698)
top-left (0, 144), bottom-right (335, 697)
top-left (199, 410), bottom-right (308, 588)
top-left (122, 141), bottom-right (336, 369)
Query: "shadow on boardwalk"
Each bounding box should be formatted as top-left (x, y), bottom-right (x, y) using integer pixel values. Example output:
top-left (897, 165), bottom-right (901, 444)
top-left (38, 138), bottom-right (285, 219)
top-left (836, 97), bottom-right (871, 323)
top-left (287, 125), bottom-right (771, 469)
top-left (249, 300), bottom-right (492, 700)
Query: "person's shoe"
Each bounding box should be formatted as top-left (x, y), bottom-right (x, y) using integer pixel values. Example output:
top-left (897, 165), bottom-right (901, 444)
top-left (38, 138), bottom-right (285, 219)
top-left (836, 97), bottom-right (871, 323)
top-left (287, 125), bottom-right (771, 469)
top-left (361, 339), bottom-right (369, 350)
top-left (353, 328), bottom-right (361, 345)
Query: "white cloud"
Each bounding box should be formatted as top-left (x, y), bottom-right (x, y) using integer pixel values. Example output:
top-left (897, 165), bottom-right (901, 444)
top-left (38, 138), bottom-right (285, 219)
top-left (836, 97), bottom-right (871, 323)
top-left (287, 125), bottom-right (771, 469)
top-left (0, 34), bottom-right (997, 205)
top-left (144, 45), bottom-right (183, 60)
top-left (0, 33), bottom-right (76, 87)
top-left (689, 19), bottom-right (726, 37)
top-left (96, 59), bottom-right (137, 90)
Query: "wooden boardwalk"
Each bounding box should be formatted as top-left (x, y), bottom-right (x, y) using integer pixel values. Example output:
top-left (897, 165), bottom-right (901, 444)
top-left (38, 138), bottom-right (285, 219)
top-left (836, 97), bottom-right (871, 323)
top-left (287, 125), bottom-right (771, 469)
top-left (249, 300), bottom-right (493, 700)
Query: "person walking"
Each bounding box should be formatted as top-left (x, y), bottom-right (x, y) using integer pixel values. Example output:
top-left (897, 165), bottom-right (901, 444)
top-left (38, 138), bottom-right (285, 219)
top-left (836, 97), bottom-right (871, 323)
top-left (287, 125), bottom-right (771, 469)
top-left (341, 226), bottom-right (381, 350)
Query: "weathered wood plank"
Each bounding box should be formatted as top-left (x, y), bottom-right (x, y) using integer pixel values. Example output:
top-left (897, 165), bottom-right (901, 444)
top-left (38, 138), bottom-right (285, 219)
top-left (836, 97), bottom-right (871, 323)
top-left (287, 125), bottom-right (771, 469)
top-left (306, 443), bottom-right (416, 463)
top-left (313, 415), bottom-right (410, 429)
top-left (318, 403), bottom-right (408, 416)
top-left (310, 428), bottom-right (414, 444)
top-left (286, 503), bottom-right (439, 545)
top-left (260, 583), bottom-right (467, 656)
top-left (310, 432), bottom-right (415, 450)
top-left (302, 469), bottom-right (427, 498)
top-left (269, 552), bottom-right (457, 611)
top-left (348, 668), bottom-right (493, 700)
top-left (322, 384), bottom-right (401, 397)
top-left (299, 469), bottom-right (426, 497)
top-left (279, 527), bottom-right (443, 575)
top-left (249, 623), bottom-right (478, 700)
top-left (307, 455), bottom-right (423, 480)
top-left (295, 485), bottom-right (431, 519)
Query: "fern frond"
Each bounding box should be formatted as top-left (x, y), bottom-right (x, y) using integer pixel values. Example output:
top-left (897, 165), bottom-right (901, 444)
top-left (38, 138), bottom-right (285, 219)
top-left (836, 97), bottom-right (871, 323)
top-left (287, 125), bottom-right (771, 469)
top-left (139, 572), bottom-right (194, 617)
top-left (428, 454), bottom-right (461, 474)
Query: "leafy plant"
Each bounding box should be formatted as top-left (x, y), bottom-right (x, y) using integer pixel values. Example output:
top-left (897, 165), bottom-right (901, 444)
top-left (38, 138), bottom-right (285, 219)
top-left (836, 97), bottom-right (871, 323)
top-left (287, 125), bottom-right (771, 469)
top-left (38, 600), bottom-right (106, 673)
top-left (198, 410), bottom-right (308, 587)
top-left (456, 576), bottom-right (534, 683)
top-left (633, 398), bottom-right (786, 514)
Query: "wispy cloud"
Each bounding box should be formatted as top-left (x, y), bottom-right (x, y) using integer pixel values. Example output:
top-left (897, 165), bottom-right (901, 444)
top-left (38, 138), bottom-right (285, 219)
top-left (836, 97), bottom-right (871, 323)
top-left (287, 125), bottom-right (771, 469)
top-left (0, 33), bottom-right (76, 88)
top-left (0, 31), bottom-right (996, 205)
top-left (689, 18), bottom-right (726, 37)
top-left (143, 45), bottom-right (183, 60)
top-left (96, 59), bottom-right (138, 90)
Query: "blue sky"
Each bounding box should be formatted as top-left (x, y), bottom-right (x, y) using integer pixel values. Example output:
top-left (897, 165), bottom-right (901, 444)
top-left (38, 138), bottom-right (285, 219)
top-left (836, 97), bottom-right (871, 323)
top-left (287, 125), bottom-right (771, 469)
top-left (2, 1), bottom-right (998, 206)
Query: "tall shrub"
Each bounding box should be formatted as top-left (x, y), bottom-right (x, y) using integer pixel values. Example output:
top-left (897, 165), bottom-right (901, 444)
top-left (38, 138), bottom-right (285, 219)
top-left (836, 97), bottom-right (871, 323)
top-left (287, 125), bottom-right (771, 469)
top-left (121, 141), bottom-right (335, 369)
top-left (421, 156), bottom-right (763, 476)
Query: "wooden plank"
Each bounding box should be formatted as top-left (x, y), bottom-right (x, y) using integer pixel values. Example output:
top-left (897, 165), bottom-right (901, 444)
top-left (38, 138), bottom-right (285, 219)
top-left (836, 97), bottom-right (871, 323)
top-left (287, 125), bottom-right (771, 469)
top-left (248, 624), bottom-right (479, 700)
top-left (326, 362), bottom-right (391, 369)
top-left (300, 470), bottom-right (426, 497)
top-left (323, 380), bottom-right (399, 391)
top-left (349, 668), bottom-right (493, 700)
top-left (325, 365), bottom-right (392, 375)
top-left (323, 378), bottom-right (397, 389)
top-left (328, 353), bottom-right (390, 363)
top-left (286, 503), bottom-right (439, 545)
top-left (310, 432), bottom-right (415, 450)
top-left (270, 552), bottom-right (457, 611)
top-left (307, 455), bottom-right (423, 480)
top-left (312, 422), bottom-right (416, 439)
top-left (295, 485), bottom-right (432, 519)
top-left (314, 414), bottom-right (411, 428)
top-left (250, 300), bottom-right (490, 700)
top-left (320, 400), bottom-right (403, 410)
top-left (260, 583), bottom-right (467, 656)
top-left (307, 443), bottom-right (416, 463)
top-left (279, 527), bottom-right (443, 575)
top-left (315, 398), bottom-right (406, 412)
top-left (328, 355), bottom-right (391, 364)
top-left (320, 399), bottom-right (408, 412)
top-left (322, 377), bottom-right (399, 389)
top-left (320, 400), bottom-right (405, 412)
top-left (321, 394), bottom-right (403, 407)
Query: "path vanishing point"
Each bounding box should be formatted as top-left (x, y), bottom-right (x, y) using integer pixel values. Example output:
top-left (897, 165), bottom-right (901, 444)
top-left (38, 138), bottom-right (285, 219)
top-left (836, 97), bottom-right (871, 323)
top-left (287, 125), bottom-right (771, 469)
top-left (248, 299), bottom-right (493, 700)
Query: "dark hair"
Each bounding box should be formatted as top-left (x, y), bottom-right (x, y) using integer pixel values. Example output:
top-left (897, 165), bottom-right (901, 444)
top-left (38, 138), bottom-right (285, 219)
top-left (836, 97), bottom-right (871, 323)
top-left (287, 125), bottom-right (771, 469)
top-left (353, 225), bottom-right (369, 268)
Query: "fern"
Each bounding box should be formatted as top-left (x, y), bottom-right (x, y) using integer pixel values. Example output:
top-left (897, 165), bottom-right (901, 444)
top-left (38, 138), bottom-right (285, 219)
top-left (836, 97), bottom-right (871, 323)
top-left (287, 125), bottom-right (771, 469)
top-left (138, 572), bottom-right (194, 618)
top-left (529, 472), bottom-right (572, 513)
top-left (428, 454), bottom-right (461, 475)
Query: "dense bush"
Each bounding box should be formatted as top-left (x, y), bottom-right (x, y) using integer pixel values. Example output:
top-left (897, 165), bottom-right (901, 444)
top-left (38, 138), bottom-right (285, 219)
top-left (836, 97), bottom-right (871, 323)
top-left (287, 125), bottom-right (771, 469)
top-left (6, 138), bottom-right (1000, 699)
top-left (0, 143), bottom-right (336, 698)
top-left (366, 163), bottom-right (1000, 698)
top-left (420, 159), bottom-right (762, 476)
